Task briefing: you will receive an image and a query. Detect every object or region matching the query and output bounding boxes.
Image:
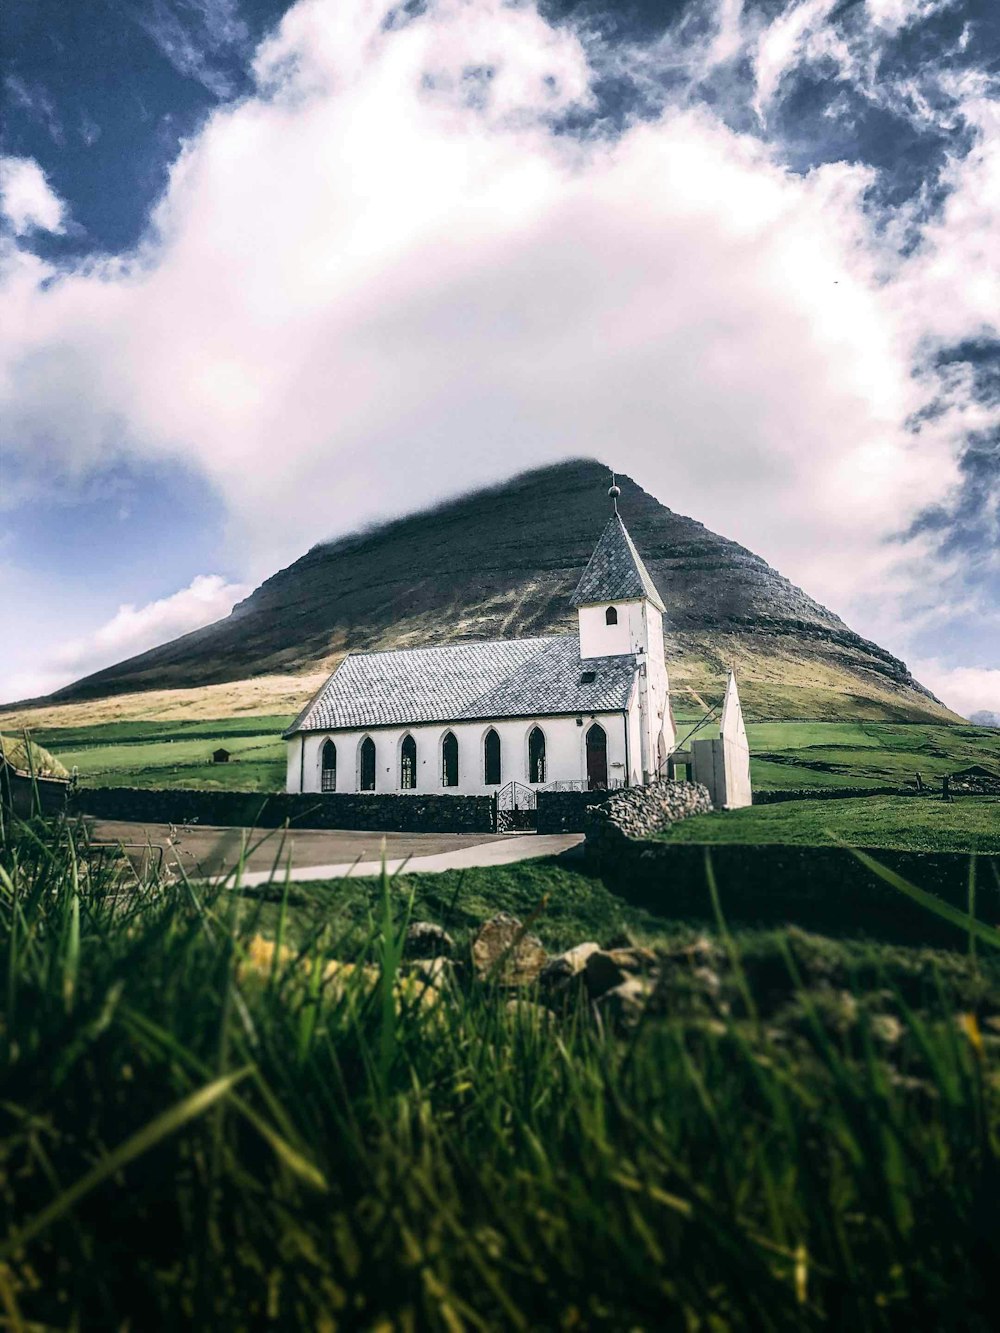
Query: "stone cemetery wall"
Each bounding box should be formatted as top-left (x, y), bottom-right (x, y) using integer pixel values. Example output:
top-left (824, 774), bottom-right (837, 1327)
top-left (585, 780), bottom-right (713, 858)
top-left (72, 786), bottom-right (496, 834)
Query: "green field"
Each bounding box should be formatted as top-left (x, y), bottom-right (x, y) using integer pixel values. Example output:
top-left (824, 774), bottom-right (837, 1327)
top-left (657, 794), bottom-right (1000, 854)
top-left (22, 714), bottom-right (1000, 799)
top-left (31, 716), bottom-right (293, 791)
top-left (3, 814), bottom-right (1000, 1328)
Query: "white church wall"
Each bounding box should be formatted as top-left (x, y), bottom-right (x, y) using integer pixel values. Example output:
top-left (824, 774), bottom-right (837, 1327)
top-left (291, 711), bottom-right (631, 796)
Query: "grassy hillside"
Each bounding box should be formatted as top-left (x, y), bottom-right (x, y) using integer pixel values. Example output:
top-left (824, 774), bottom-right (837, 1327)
top-left (0, 732), bottom-right (69, 779)
top-left (3, 815), bottom-right (999, 1328)
top-left (28, 460), bottom-right (956, 723)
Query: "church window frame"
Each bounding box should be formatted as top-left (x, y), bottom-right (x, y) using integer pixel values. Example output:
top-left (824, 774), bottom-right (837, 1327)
top-left (400, 733), bottom-right (417, 791)
top-left (358, 735), bottom-right (377, 792)
top-left (483, 728), bottom-right (502, 787)
top-left (605, 606), bottom-right (618, 625)
top-left (527, 725), bottom-right (546, 785)
top-left (441, 731), bottom-right (459, 788)
top-left (320, 738), bottom-right (337, 792)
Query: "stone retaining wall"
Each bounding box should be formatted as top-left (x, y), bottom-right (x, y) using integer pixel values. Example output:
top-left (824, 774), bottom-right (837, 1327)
top-left (585, 781), bottom-right (713, 857)
top-left (590, 838), bottom-right (1000, 947)
top-left (535, 789), bottom-right (612, 834)
top-left (71, 787), bottom-right (496, 833)
top-left (753, 785), bottom-right (908, 804)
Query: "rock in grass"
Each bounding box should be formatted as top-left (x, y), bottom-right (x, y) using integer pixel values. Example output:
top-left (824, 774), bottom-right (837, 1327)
top-left (404, 921), bottom-right (454, 958)
top-left (584, 947), bottom-right (658, 1000)
top-left (539, 941), bottom-right (601, 992)
top-left (405, 956), bottom-right (457, 987)
top-left (471, 913), bottom-right (547, 986)
top-left (596, 976), bottom-right (655, 1028)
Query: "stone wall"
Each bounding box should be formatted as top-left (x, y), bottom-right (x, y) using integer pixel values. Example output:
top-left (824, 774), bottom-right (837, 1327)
top-left (753, 785), bottom-right (908, 804)
top-left (535, 789), bottom-right (613, 834)
top-left (72, 787), bottom-right (496, 833)
top-left (585, 780), bottom-right (713, 857)
top-left (588, 838), bottom-right (1000, 948)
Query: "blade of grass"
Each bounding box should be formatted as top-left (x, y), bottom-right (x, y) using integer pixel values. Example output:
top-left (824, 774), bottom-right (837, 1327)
top-left (0, 1067), bottom-right (252, 1260)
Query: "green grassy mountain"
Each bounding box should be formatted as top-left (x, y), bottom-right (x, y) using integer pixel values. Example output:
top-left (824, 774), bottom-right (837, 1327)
top-left (46, 459), bottom-right (956, 722)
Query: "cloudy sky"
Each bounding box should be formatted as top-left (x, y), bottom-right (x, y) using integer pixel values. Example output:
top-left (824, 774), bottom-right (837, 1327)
top-left (1, 0), bottom-right (998, 716)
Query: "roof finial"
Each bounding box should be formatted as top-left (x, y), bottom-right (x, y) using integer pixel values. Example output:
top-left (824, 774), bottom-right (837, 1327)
top-left (608, 470), bottom-right (621, 516)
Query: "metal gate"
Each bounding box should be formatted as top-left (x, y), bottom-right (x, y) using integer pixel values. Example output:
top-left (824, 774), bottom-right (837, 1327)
top-left (495, 781), bottom-right (537, 832)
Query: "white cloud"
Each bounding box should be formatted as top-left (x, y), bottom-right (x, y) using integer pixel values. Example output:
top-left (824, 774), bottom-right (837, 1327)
top-left (0, 575), bottom-right (249, 703)
top-left (0, 156), bottom-right (67, 235)
top-left (911, 660), bottom-right (1000, 721)
top-left (0, 0), bottom-right (996, 677)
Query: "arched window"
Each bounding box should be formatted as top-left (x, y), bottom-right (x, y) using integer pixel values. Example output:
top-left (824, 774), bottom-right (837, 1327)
top-left (400, 734), bottom-right (417, 790)
top-left (321, 739), bottom-right (337, 792)
top-left (605, 606), bottom-right (618, 625)
top-left (359, 736), bottom-right (376, 792)
top-left (484, 728), bottom-right (501, 786)
top-left (528, 726), bottom-right (546, 784)
top-left (441, 731), bottom-right (459, 787)
top-left (586, 722), bottom-right (608, 790)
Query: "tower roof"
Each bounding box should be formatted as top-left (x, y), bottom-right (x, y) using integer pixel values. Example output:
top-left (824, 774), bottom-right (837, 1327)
top-left (570, 514), bottom-right (665, 612)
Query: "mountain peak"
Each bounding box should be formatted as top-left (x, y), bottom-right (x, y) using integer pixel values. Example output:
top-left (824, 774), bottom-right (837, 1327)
top-left (48, 457), bottom-right (953, 722)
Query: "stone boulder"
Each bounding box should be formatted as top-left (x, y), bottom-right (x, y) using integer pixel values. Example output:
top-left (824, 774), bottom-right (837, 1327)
top-left (538, 941), bottom-right (601, 993)
top-left (584, 946), bottom-right (658, 1000)
top-left (471, 913), bottom-right (548, 987)
top-left (596, 976), bottom-right (656, 1029)
top-left (404, 921), bottom-right (454, 959)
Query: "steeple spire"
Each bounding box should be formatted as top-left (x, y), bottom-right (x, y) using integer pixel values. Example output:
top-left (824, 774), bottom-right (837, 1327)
top-left (608, 471), bottom-right (621, 516)
top-left (571, 484), bottom-right (665, 612)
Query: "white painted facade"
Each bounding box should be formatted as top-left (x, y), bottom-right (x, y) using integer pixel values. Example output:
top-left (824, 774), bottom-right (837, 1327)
top-left (287, 708), bottom-right (636, 795)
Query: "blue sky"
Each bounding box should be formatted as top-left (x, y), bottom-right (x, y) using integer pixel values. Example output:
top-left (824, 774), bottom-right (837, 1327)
top-left (1, 0), bottom-right (998, 714)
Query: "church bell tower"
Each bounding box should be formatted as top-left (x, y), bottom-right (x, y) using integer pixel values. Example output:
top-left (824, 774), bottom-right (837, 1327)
top-left (570, 478), bottom-right (676, 782)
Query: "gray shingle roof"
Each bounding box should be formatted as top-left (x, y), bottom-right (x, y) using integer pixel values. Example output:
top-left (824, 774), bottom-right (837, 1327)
top-left (285, 635), bottom-right (637, 735)
top-left (570, 515), bottom-right (665, 612)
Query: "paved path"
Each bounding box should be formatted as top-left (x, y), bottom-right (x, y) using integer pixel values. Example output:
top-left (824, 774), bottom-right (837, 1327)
top-left (88, 819), bottom-right (583, 884)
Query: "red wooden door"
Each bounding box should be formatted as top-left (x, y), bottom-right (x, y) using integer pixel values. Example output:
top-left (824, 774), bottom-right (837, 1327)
top-left (586, 723), bottom-right (608, 790)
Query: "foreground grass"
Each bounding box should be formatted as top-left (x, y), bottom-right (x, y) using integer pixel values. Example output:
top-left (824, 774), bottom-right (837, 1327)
top-left (2, 816), bottom-right (1000, 1328)
top-left (659, 794), bottom-right (1000, 854)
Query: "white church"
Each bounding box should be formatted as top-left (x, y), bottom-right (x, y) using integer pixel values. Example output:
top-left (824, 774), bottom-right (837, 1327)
top-left (284, 486), bottom-right (751, 807)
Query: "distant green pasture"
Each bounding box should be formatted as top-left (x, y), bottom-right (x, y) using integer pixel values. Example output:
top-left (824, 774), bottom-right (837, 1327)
top-left (36, 717), bottom-right (292, 791)
top-left (658, 795), bottom-right (1000, 854)
top-left (673, 718), bottom-right (1000, 792)
top-left (25, 714), bottom-right (1000, 796)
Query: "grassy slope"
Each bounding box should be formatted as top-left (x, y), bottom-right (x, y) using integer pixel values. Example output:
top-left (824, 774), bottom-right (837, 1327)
top-left (3, 816), bottom-right (1000, 1328)
top-left (0, 732), bottom-right (69, 779)
top-left (29, 717), bottom-right (292, 792)
top-left (658, 794), bottom-right (1000, 854)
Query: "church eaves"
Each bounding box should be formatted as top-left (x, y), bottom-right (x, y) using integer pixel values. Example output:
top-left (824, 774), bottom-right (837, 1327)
top-left (570, 515), bottom-right (666, 612)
